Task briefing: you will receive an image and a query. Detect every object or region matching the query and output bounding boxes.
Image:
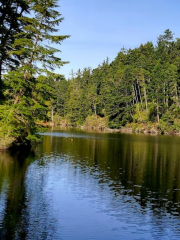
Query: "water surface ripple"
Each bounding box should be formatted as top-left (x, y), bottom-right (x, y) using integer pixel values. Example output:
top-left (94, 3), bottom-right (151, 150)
top-left (0, 128), bottom-right (180, 239)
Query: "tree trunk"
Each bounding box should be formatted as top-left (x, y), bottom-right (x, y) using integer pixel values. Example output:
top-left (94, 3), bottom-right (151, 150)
top-left (51, 107), bottom-right (54, 125)
top-left (94, 104), bottom-right (97, 118)
top-left (143, 86), bottom-right (148, 110)
top-left (166, 82), bottom-right (168, 107)
top-left (134, 84), bottom-right (139, 104)
top-left (157, 98), bottom-right (159, 123)
top-left (133, 84), bottom-right (142, 121)
top-left (132, 84), bottom-right (136, 105)
top-left (137, 80), bottom-right (143, 111)
top-left (164, 83), bottom-right (166, 106)
top-left (176, 91), bottom-right (179, 107)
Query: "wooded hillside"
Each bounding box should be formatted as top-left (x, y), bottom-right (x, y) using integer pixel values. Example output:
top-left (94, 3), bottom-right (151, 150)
top-left (54, 29), bottom-right (180, 133)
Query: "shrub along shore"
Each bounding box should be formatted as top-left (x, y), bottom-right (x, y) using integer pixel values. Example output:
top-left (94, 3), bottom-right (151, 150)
top-left (1, 115), bottom-right (179, 150)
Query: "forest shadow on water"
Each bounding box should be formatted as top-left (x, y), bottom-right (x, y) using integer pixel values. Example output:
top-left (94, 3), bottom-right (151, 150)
top-left (41, 129), bottom-right (180, 213)
top-left (0, 128), bottom-right (180, 239)
top-left (0, 146), bottom-right (36, 240)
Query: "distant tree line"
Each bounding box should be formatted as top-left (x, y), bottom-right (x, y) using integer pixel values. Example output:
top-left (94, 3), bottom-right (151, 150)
top-left (53, 29), bottom-right (180, 131)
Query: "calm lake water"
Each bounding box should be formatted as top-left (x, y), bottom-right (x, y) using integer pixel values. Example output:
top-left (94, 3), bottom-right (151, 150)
top-left (0, 128), bottom-right (180, 240)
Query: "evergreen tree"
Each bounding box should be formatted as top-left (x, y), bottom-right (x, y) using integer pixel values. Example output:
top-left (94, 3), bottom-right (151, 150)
top-left (1, 0), bottom-right (69, 142)
top-left (0, 0), bottom-right (29, 99)
top-left (60, 29), bottom-right (180, 131)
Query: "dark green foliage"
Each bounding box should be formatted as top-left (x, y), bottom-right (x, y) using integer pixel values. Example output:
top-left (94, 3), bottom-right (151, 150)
top-left (57, 29), bottom-right (180, 130)
top-left (0, 0), bottom-right (69, 143)
top-left (55, 78), bottom-right (69, 117)
top-left (0, 0), bottom-right (29, 99)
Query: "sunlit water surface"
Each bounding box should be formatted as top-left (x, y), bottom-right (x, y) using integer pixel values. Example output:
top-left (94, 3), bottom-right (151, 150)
top-left (0, 128), bottom-right (180, 239)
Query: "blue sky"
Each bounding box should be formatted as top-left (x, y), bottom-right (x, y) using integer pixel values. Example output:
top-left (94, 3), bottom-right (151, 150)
top-left (57, 0), bottom-right (180, 79)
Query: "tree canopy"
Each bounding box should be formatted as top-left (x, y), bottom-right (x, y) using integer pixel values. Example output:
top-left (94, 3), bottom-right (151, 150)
top-left (53, 29), bottom-right (180, 133)
top-left (0, 0), bottom-right (69, 145)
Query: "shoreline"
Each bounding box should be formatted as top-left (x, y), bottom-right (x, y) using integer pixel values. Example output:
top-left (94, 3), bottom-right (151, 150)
top-left (1, 122), bottom-right (179, 150)
top-left (51, 123), bottom-right (180, 136)
top-left (40, 121), bottom-right (180, 136)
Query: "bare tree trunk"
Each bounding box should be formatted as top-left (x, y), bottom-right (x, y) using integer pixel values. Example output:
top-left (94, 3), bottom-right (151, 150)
top-left (132, 84), bottom-right (135, 105)
top-left (137, 80), bottom-right (143, 111)
top-left (134, 84), bottom-right (139, 104)
top-left (143, 86), bottom-right (148, 110)
top-left (133, 84), bottom-right (142, 121)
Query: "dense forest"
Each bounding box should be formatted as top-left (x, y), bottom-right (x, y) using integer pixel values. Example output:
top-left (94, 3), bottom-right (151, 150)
top-left (56, 29), bottom-right (180, 133)
top-left (1, 1), bottom-right (180, 148)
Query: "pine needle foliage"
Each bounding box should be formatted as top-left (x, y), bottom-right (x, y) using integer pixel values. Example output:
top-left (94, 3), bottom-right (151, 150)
top-left (0, 0), bottom-right (29, 99)
top-left (1, 0), bottom-right (70, 143)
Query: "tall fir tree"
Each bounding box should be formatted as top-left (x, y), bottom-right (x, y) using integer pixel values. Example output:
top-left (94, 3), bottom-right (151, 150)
top-left (1, 0), bottom-right (69, 143)
top-left (0, 0), bottom-right (29, 100)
